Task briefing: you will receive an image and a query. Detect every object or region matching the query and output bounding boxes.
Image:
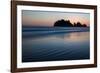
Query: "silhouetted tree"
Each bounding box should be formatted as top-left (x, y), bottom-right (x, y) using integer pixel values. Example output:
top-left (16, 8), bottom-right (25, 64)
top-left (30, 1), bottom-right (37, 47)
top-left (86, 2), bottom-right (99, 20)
top-left (73, 23), bottom-right (77, 27)
top-left (66, 20), bottom-right (73, 27)
top-left (77, 22), bottom-right (82, 27)
top-left (74, 22), bottom-right (87, 27)
top-left (54, 19), bottom-right (87, 27)
top-left (54, 19), bottom-right (67, 27)
top-left (82, 24), bottom-right (87, 27)
top-left (54, 19), bottom-right (73, 27)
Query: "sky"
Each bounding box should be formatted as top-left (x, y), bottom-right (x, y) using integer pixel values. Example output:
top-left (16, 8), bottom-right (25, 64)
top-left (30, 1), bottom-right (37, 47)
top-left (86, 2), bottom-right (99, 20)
top-left (22, 10), bottom-right (90, 27)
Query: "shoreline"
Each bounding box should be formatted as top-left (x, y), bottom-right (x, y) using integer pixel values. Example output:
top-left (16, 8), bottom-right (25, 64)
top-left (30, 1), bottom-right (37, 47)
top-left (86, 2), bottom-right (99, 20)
top-left (22, 28), bottom-right (89, 38)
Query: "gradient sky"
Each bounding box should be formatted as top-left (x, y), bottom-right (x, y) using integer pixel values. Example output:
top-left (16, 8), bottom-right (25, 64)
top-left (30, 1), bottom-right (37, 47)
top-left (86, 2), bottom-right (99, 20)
top-left (22, 10), bottom-right (90, 27)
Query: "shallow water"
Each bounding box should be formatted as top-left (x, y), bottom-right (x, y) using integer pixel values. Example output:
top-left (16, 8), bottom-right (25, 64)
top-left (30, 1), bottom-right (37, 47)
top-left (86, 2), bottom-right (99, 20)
top-left (22, 31), bottom-right (90, 62)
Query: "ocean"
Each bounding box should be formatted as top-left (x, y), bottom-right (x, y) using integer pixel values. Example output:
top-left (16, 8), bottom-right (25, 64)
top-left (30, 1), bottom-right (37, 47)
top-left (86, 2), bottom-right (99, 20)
top-left (22, 27), bottom-right (90, 62)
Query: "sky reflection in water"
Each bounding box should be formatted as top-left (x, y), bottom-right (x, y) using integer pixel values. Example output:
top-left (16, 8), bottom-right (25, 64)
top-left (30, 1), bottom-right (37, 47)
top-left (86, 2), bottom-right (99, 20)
top-left (22, 32), bottom-right (90, 62)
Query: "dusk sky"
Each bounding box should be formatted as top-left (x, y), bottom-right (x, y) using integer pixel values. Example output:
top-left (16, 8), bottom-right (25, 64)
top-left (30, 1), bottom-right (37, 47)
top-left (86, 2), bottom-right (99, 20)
top-left (22, 10), bottom-right (90, 27)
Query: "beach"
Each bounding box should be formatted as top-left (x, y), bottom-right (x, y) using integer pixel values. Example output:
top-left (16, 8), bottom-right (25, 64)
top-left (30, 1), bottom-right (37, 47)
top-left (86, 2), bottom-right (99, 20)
top-left (22, 27), bottom-right (90, 62)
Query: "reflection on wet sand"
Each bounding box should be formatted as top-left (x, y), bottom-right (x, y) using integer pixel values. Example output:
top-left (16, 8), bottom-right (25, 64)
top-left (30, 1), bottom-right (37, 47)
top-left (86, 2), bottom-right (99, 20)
top-left (22, 32), bottom-right (90, 62)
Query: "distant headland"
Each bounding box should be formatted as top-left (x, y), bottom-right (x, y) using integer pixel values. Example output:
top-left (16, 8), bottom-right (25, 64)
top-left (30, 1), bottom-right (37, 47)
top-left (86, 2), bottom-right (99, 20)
top-left (54, 19), bottom-right (87, 27)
